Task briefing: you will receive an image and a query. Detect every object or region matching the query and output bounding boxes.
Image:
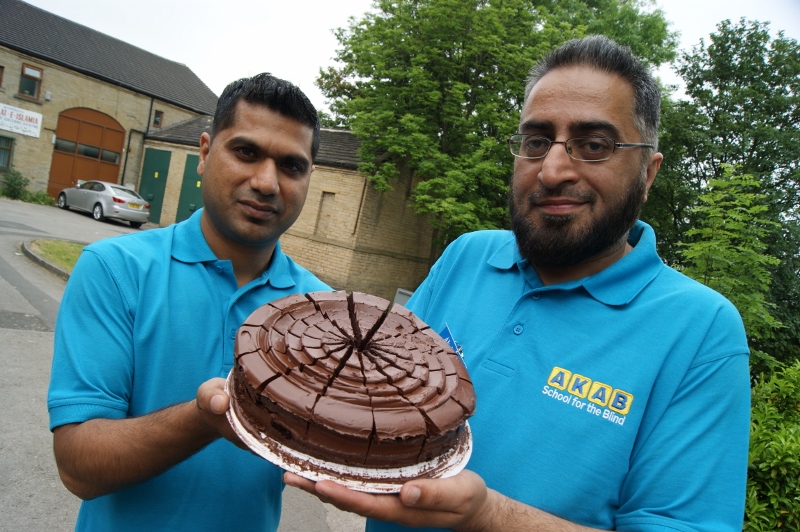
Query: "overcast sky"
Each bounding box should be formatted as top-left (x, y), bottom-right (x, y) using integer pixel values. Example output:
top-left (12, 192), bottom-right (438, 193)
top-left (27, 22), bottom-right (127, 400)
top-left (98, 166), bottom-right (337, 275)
top-left (21, 0), bottom-right (800, 110)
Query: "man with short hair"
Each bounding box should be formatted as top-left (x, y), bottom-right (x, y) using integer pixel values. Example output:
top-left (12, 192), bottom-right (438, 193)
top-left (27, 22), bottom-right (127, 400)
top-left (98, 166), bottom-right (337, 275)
top-left (48, 73), bottom-right (329, 531)
top-left (286, 35), bottom-right (751, 531)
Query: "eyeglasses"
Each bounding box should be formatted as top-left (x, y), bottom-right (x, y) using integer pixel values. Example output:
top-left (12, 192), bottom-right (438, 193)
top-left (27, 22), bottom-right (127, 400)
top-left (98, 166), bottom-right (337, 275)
top-left (508, 134), bottom-right (654, 162)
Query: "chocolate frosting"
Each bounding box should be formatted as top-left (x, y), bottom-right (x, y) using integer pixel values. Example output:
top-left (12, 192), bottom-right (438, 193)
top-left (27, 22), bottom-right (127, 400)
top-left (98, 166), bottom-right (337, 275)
top-left (231, 291), bottom-right (476, 468)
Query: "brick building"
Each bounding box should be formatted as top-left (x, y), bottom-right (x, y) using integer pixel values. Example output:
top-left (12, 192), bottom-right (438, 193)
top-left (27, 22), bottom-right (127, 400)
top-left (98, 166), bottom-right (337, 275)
top-left (0, 0), bottom-right (217, 203)
top-left (0, 0), bottom-right (433, 299)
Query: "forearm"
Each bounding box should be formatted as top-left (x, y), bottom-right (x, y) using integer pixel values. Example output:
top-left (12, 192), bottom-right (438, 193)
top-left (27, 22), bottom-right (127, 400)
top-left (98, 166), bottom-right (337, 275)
top-left (460, 489), bottom-right (601, 532)
top-left (53, 399), bottom-right (218, 500)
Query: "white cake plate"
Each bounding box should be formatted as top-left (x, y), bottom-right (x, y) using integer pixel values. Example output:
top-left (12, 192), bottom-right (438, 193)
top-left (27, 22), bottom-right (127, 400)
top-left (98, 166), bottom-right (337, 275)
top-left (225, 370), bottom-right (472, 493)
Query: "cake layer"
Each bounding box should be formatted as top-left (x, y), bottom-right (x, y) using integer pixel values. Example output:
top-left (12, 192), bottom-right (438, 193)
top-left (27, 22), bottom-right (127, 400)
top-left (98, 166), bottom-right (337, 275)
top-left (232, 290), bottom-right (475, 469)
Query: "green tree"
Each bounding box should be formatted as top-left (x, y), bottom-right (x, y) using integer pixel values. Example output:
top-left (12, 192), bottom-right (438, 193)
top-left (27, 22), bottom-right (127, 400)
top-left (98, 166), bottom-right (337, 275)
top-left (644, 19), bottom-right (800, 365)
top-left (319, 0), bottom-right (676, 257)
top-left (677, 19), bottom-right (800, 208)
top-left (679, 165), bottom-right (781, 375)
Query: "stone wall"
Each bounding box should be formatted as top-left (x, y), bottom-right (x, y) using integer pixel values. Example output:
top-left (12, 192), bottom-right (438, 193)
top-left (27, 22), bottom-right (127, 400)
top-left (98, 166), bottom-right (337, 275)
top-left (282, 166), bottom-right (433, 300)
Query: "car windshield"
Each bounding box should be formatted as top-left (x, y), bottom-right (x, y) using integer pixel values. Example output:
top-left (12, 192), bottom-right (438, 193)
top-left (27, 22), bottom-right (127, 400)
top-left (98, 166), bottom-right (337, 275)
top-left (110, 186), bottom-right (144, 200)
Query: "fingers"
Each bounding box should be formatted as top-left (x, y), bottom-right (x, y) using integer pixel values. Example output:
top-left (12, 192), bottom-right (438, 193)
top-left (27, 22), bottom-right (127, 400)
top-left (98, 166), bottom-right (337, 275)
top-left (194, 378), bottom-right (247, 449)
top-left (283, 472), bottom-right (319, 495)
top-left (196, 378), bottom-right (229, 415)
top-left (400, 471), bottom-right (486, 512)
top-left (282, 470), bottom-right (489, 530)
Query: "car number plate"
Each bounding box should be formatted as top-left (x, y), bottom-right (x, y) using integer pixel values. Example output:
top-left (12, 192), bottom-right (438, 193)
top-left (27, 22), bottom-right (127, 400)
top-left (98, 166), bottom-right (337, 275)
top-left (128, 203), bottom-right (142, 209)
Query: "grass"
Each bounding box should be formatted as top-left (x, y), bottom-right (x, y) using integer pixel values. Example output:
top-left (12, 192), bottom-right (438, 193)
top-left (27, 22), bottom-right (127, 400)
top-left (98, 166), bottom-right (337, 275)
top-left (30, 239), bottom-right (85, 274)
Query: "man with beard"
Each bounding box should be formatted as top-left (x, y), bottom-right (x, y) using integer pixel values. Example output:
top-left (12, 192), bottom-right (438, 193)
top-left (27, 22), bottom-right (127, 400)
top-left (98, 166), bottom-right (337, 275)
top-left (286, 35), bottom-right (751, 532)
top-left (48, 74), bottom-right (329, 531)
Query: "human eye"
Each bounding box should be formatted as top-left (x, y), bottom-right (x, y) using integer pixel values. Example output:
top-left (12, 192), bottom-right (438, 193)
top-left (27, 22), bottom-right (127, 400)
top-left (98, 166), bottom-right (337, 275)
top-left (280, 157), bottom-right (308, 176)
top-left (522, 135), bottom-right (549, 157)
top-left (235, 146), bottom-right (257, 160)
top-left (572, 137), bottom-right (612, 159)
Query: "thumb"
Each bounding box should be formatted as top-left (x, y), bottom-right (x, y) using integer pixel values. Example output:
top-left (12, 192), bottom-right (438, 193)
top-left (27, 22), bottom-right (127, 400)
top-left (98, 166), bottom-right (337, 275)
top-left (196, 377), bottom-right (230, 415)
top-left (209, 393), bottom-right (229, 414)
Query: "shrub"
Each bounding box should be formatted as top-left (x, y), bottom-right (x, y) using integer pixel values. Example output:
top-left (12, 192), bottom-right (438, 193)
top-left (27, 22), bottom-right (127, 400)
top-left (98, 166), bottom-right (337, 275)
top-left (2, 170), bottom-right (29, 200)
top-left (24, 189), bottom-right (56, 206)
top-left (745, 362), bottom-right (800, 531)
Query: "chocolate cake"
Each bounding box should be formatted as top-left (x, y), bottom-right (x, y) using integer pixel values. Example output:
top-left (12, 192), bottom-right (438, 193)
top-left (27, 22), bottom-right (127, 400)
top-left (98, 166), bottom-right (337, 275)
top-left (230, 291), bottom-right (475, 471)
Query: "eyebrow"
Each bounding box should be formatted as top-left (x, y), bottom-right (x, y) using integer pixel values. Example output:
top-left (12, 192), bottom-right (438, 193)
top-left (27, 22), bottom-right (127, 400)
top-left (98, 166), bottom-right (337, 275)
top-left (520, 119), bottom-right (622, 139)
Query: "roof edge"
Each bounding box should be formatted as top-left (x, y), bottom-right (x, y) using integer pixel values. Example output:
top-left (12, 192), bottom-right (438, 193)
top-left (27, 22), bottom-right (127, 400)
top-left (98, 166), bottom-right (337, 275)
top-left (0, 42), bottom-right (215, 115)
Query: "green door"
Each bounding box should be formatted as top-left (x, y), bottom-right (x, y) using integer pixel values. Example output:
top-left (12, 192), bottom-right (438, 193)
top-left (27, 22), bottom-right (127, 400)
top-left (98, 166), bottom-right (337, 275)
top-left (176, 154), bottom-right (204, 223)
top-left (139, 148), bottom-right (171, 224)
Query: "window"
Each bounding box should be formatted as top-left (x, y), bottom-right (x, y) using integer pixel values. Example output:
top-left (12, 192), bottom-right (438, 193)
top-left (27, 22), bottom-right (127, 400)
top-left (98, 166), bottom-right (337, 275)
top-left (18, 64), bottom-right (42, 99)
top-left (54, 138), bottom-right (77, 153)
top-left (55, 137), bottom-right (120, 164)
top-left (0, 136), bottom-right (13, 171)
top-left (100, 149), bottom-right (120, 164)
top-left (77, 144), bottom-right (100, 159)
top-left (153, 110), bottom-right (163, 128)
top-left (0, 66), bottom-right (4, 88)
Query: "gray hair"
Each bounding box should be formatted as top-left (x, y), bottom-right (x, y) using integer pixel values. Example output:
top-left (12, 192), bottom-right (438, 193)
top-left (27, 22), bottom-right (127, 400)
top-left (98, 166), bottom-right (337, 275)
top-left (525, 35), bottom-right (660, 151)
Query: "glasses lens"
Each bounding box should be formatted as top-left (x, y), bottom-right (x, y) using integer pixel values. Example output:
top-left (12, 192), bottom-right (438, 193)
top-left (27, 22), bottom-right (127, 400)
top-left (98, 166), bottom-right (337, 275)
top-left (511, 135), bottom-right (550, 158)
top-left (567, 137), bottom-right (614, 161)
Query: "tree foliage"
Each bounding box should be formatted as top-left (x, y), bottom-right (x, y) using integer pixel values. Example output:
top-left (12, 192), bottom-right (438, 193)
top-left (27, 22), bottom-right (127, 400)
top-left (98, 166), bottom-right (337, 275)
top-left (679, 165), bottom-right (782, 375)
top-left (745, 361), bottom-right (800, 532)
top-left (644, 19), bottom-right (800, 366)
top-left (319, 0), bottom-right (676, 253)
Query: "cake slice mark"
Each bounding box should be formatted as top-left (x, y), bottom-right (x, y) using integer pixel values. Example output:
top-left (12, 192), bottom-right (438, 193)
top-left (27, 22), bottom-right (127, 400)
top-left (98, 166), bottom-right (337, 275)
top-left (306, 293), bottom-right (354, 341)
top-left (368, 344), bottom-right (419, 376)
top-left (354, 349), bottom-right (368, 386)
top-left (366, 371), bottom-right (434, 464)
top-left (346, 292), bottom-right (364, 346)
top-left (362, 349), bottom-right (407, 385)
top-left (355, 298), bottom-right (395, 351)
top-left (364, 415), bottom-right (378, 466)
top-left (319, 345), bottom-right (355, 397)
top-left (364, 344), bottom-right (460, 459)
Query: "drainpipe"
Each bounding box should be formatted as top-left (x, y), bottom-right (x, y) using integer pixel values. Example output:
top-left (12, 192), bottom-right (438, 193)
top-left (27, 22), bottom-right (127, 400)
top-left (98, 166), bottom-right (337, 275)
top-left (120, 129), bottom-right (146, 186)
top-left (121, 97), bottom-right (154, 186)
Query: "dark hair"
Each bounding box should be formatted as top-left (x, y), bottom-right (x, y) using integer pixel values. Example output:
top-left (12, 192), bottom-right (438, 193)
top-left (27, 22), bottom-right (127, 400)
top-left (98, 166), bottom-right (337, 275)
top-left (525, 35), bottom-right (660, 150)
top-left (212, 73), bottom-right (320, 160)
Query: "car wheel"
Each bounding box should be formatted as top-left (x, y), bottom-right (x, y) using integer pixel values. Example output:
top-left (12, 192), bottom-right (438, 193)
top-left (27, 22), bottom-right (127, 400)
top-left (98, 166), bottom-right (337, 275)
top-left (57, 193), bottom-right (69, 210)
top-left (129, 221), bottom-right (143, 229)
top-left (93, 203), bottom-right (106, 222)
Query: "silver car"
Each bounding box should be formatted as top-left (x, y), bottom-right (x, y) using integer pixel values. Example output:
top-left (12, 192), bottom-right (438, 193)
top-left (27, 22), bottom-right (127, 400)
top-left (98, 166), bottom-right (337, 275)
top-left (57, 180), bottom-right (150, 229)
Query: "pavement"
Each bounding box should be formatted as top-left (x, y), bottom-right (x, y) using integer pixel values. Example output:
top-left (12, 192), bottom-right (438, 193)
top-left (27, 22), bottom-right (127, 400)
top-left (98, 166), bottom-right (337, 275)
top-left (0, 197), bottom-right (365, 532)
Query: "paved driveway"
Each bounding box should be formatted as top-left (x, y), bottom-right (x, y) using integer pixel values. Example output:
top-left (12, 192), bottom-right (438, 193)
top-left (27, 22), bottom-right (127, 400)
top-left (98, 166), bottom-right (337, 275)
top-left (0, 198), bottom-right (364, 532)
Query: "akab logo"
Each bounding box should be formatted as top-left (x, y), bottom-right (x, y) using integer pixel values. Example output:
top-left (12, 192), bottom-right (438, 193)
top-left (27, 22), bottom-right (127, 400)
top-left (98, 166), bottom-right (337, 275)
top-left (543, 366), bottom-right (634, 425)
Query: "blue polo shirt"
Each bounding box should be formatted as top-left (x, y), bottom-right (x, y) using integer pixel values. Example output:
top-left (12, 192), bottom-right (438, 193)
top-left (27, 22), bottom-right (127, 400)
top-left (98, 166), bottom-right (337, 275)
top-left (48, 209), bottom-right (330, 531)
top-left (368, 221), bottom-right (750, 532)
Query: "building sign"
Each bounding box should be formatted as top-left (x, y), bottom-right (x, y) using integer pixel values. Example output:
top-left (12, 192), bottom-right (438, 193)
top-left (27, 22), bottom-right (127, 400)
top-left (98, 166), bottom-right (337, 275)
top-left (0, 103), bottom-right (43, 138)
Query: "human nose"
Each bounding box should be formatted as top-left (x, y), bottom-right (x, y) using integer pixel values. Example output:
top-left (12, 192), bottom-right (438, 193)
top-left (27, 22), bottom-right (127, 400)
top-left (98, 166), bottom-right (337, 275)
top-left (538, 140), bottom-right (579, 189)
top-left (250, 159), bottom-right (279, 195)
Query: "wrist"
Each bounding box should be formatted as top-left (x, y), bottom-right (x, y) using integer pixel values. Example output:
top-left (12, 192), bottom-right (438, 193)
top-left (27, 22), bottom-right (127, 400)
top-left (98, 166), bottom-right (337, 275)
top-left (456, 487), bottom-right (497, 532)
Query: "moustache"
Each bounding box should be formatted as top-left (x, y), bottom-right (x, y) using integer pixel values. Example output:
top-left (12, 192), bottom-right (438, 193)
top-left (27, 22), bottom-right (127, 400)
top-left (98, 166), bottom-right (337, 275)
top-left (525, 186), bottom-right (595, 206)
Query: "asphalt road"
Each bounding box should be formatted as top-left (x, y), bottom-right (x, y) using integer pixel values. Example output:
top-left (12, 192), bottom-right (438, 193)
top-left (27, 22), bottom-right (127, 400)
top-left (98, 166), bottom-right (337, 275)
top-left (0, 197), bottom-right (365, 532)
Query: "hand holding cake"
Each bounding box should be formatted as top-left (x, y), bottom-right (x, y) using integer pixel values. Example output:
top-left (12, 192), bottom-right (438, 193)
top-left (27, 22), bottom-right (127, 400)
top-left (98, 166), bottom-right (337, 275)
top-left (194, 377), bottom-right (248, 450)
top-left (283, 469), bottom-right (492, 531)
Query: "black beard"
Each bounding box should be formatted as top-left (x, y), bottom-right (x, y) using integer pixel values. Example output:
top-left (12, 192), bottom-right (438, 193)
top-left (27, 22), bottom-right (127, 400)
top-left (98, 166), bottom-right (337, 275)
top-left (509, 176), bottom-right (646, 270)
